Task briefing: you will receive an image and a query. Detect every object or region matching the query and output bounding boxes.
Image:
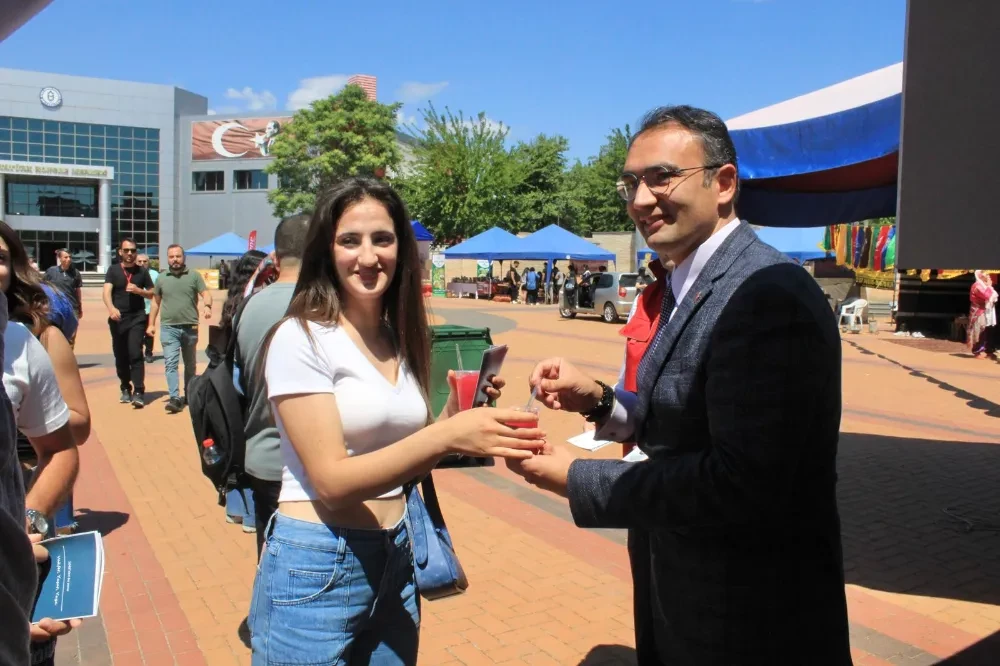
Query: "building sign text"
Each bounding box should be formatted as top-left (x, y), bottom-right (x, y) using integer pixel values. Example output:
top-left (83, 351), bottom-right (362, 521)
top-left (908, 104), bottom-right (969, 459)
top-left (0, 160), bottom-right (115, 180)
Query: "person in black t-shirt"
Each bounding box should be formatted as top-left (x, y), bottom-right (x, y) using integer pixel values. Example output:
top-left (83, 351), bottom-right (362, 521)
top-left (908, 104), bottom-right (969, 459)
top-left (43, 249), bottom-right (83, 317)
top-left (102, 238), bottom-right (154, 408)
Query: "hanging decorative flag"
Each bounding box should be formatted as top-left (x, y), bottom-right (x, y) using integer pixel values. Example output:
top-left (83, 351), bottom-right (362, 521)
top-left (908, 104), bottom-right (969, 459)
top-left (884, 226), bottom-right (896, 270)
top-left (873, 225), bottom-right (890, 272)
top-left (836, 225), bottom-right (848, 266)
top-left (248, 230), bottom-right (257, 250)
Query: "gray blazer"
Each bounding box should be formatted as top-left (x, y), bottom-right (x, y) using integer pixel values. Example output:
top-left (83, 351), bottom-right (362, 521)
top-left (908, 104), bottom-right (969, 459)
top-left (568, 223), bottom-right (852, 665)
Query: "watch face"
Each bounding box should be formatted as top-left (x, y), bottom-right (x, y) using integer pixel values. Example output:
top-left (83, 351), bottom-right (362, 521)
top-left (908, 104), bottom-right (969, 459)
top-left (27, 510), bottom-right (49, 535)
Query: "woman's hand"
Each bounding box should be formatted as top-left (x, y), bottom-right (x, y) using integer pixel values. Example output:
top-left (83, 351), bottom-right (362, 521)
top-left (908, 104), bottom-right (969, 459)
top-left (28, 534), bottom-right (82, 642)
top-left (440, 370), bottom-right (506, 420)
top-left (440, 407), bottom-right (544, 459)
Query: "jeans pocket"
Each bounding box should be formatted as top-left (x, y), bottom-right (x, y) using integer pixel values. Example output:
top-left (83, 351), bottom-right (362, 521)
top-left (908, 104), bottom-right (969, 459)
top-left (272, 568), bottom-right (341, 606)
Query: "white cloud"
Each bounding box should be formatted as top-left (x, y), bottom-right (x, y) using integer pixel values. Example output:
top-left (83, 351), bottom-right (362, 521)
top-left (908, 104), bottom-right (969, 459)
top-left (207, 109), bottom-right (217, 116)
top-left (396, 81), bottom-right (449, 104)
top-left (286, 75), bottom-right (352, 111)
top-left (396, 109), bottom-right (417, 127)
top-left (225, 86), bottom-right (277, 111)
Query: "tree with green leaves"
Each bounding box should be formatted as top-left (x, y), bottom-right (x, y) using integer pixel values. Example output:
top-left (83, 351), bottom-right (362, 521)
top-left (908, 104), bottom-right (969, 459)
top-left (509, 134), bottom-right (571, 233)
top-left (562, 126), bottom-right (633, 235)
top-left (266, 84), bottom-right (403, 217)
top-left (396, 104), bottom-right (521, 244)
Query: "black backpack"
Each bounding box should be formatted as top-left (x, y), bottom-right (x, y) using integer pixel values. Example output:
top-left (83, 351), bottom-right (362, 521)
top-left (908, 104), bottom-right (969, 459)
top-left (188, 296), bottom-right (254, 505)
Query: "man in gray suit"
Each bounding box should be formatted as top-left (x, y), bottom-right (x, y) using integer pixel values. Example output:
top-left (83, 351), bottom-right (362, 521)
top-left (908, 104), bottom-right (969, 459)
top-left (508, 106), bottom-right (851, 665)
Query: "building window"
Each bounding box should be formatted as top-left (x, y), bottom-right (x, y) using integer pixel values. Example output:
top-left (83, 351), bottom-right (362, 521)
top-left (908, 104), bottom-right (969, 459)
top-left (0, 116), bottom-right (161, 253)
top-left (192, 171), bottom-right (224, 192)
top-left (233, 170), bottom-right (268, 191)
top-left (4, 181), bottom-right (98, 217)
top-left (18, 229), bottom-right (100, 271)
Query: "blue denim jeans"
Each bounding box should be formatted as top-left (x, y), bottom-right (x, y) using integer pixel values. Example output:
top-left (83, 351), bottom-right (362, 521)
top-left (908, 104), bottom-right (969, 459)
top-left (160, 324), bottom-right (198, 400)
top-left (249, 513), bottom-right (419, 666)
top-left (226, 486), bottom-right (256, 524)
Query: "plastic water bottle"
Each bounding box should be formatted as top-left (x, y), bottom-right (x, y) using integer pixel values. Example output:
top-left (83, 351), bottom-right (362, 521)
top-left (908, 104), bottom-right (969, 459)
top-left (201, 438), bottom-right (223, 467)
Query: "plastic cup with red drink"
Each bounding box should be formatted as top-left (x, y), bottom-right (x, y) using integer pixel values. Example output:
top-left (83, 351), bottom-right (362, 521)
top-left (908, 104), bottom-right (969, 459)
top-left (505, 405), bottom-right (540, 429)
top-left (454, 370), bottom-right (480, 411)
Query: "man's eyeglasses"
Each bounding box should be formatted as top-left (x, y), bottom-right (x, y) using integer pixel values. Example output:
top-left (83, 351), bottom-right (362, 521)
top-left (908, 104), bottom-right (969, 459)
top-left (121, 248), bottom-right (137, 254)
top-left (616, 164), bottom-right (724, 202)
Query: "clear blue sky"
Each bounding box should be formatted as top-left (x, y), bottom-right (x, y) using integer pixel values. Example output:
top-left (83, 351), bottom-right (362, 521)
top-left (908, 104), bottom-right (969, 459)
top-left (1, 0), bottom-right (906, 161)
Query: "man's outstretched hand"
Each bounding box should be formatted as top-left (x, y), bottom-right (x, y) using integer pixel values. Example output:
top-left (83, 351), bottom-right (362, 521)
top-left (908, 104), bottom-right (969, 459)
top-left (505, 442), bottom-right (575, 497)
top-left (529, 358), bottom-right (602, 414)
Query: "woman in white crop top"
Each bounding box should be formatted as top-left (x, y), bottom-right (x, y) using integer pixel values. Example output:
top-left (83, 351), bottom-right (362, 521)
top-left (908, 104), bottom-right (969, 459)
top-left (249, 178), bottom-right (545, 666)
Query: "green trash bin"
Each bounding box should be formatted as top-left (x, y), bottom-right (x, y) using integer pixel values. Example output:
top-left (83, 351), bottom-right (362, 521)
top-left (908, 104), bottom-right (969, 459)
top-left (429, 324), bottom-right (495, 469)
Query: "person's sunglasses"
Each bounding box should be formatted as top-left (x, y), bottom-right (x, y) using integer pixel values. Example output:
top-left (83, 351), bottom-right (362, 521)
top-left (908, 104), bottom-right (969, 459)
top-left (121, 248), bottom-right (137, 254)
top-left (616, 164), bottom-right (724, 202)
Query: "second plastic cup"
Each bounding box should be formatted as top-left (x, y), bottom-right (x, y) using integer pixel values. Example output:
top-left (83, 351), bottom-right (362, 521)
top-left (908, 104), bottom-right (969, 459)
top-left (506, 405), bottom-right (540, 429)
top-left (454, 370), bottom-right (480, 411)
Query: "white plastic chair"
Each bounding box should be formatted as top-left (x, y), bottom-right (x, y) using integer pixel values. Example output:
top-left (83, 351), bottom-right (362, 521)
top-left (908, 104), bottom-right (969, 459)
top-left (838, 299), bottom-right (868, 329)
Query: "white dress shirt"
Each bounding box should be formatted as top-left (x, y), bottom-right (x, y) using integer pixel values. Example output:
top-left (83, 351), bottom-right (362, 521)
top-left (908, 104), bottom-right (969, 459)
top-left (596, 219), bottom-right (741, 444)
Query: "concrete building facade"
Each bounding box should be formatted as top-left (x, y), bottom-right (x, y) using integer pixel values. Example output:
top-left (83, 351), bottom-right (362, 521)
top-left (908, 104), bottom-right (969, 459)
top-left (0, 67), bottom-right (388, 271)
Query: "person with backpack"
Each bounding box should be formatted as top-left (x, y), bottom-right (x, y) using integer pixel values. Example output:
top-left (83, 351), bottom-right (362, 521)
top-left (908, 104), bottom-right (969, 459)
top-left (525, 267), bottom-right (539, 305)
top-left (247, 178), bottom-right (543, 665)
top-left (232, 214), bottom-right (310, 556)
top-left (211, 250), bottom-right (267, 532)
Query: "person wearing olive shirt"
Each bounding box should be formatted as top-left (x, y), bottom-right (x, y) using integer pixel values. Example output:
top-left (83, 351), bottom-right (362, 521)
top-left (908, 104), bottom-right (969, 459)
top-left (102, 238), bottom-right (154, 408)
top-left (146, 244), bottom-right (212, 414)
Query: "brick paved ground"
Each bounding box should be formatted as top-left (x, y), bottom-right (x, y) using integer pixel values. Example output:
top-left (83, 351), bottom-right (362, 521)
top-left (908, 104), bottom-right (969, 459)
top-left (55, 289), bottom-right (1000, 664)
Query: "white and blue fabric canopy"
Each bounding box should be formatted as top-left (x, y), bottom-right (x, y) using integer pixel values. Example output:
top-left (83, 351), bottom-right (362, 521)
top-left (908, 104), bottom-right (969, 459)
top-left (727, 63), bottom-right (902, 228)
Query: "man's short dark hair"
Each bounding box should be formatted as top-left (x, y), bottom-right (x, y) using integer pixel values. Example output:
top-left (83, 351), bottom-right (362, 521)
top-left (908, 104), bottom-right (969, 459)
top-left (273, 213), bottom-right (311, 262)
top-left (119, 237), bottom-right (136, 249)
top-left (633, 105), bottom-right (740, 205)
top-left (166, 243), bottom-right (184, 255)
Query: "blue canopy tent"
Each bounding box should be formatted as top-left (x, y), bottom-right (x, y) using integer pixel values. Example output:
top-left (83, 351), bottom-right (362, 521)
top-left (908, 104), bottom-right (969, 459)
top-left (411, 220), bottom-right (434, 242)
top-left (754, 226), bottom-right (829, 262)
top-left (186, 232), bottom-right (250, 257)
top-left (519, 225), bottom-right (617, 291)
top-left (637, 248), bottom-right (657, 265)
top-left (520, 225), bottom-right (616, 263)
top-left (727, 63), bottom-right (902, 228)
top-left (443, 227), bottom-right (525, 261)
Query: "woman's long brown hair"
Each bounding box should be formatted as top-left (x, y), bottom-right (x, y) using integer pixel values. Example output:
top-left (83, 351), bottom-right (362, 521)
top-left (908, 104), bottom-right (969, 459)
top-left (258, 178), bottom-right (431, 397)
top-left (0, 220), bottom-right (50, 335)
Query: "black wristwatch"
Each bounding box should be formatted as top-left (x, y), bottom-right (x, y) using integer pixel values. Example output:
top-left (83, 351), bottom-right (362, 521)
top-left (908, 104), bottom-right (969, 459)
top-left (26, 509), bottom-right (49, 536)
top-left (582, 380), bottom-right (615, 423)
